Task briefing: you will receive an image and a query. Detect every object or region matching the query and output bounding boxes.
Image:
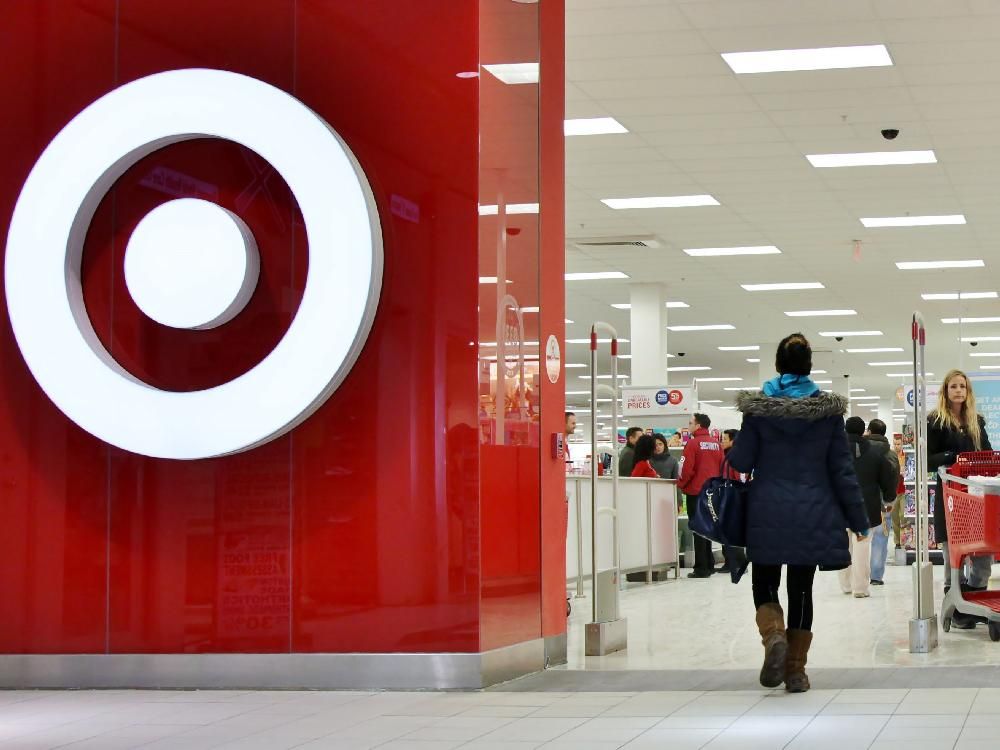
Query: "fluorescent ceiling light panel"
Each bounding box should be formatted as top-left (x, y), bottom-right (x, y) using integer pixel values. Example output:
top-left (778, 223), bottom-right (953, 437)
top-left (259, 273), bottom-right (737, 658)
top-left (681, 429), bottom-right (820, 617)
top-left (962, 337), bottom-right (1000, 342)
top-left (602, 195), bottom-right (719, 209)
top-left (478, 203), bottom-right (539, 215)
top-left (483, 62), bottom-right (538, 85)
top-left (667, 366), bottom-right (711, 372)
top-left (565, 271), bottom-right (629, 281)
top-left (700, 400), bottom-right (723, 404)
top-left (814, 380), bottom-right (833, 384)
top-left (864, 215), bottom-right (966, 228)
top-left (978, 365), bottom-right (1000, 370)
top-left (683, 245), bottom-right (780, 257)
top-left (969, 352), bottom-right (1000, 357)
top-left (719, 345), bottom-right (760, 351)
top-left (666, 324), bottom-right (735, 331)
top-left (846, 347), bottom-right (904, 353)
top-left (807, 150), bottom-right (936, 168)
top-left (897, 259), bottom-right (983, 270)
top-left (785, 309), bottom-right (857, 317)
top-left (747, 358), bottom-right (760, 363)
top-left (868, 361), bottom-right (911, 366)
top-left (694, 377), bottom-right (743, 382)
top-left (478, 277), bottom-right (512, 284)
top-left (611, 301), bottom-right (688, 309)
top-left (850, 389), bottom-right (866, 393)
top-left (850, 395), bottom-right (880, 400)
top-left (579, 375), bottom-right (629, 380)
top-left (812, 370), bottom-right (828, 374)
top-left (742, 282), bottom-right (825, 292)
top-left (617, 354), bottom-right (632, 359)
top-left (565, 338), bottom-right (630, 344)
top-left (819, 330), bottom-right (883, 337)
top-left (922, 292), bottom-right (997, 300)
top-left (943, 316), bottom-right (1000, 324)
top-left (564, 117), bottom-right (627, 136)
top-left (723, 387), bottom-right (745, 391)
top-left (721, 44), bottom-right (892, 74)
top-left (564, 363), bottom-right (587, 368)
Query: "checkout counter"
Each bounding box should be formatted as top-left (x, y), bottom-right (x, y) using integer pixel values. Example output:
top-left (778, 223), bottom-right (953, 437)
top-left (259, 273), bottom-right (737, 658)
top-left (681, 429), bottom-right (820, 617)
top-left (565, 474), bottom-right (680, 590)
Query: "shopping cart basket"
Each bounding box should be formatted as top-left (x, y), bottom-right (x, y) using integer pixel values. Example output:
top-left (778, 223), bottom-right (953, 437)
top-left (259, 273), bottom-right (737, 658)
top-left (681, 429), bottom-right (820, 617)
top-left (940, 450), bottom-right (1000, 640)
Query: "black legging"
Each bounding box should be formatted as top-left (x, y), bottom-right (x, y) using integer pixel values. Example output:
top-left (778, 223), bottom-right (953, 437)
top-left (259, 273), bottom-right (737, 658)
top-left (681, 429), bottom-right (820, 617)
top-left (752, 563), bottom-right (817, 631)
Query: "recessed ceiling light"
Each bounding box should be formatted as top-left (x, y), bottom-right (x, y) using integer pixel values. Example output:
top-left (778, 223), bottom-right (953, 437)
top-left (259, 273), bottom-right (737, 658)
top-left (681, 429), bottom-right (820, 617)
top-left (565, 338), bottom-right (630, 344)
top-left (579, 375), bottom-right (629, 380)
top-left (601, 195), bottom-right (720, 209)
top-left (483, 62), bottom-right (538, 85)
top-left (868, 360), bottom-right (911, 366)
top-left (807, 150), bottom-right (936, 168)
top-left (564, 117), bottom-right (628, 136)
top-left (617, 354), bottom-right (632, 359)
top-left (814, 380), bottom-right (833, 384)
top-left (721, 44), bottom-right (892, 74)
top-left (943, 316), bottom-right (1000, 324)
top-left (785, 309), bottom-right (857, 317)
top-left (667, 324), bottom-right (735, 331)
top-left (969, 352), bottom-right (1000, 358)
top-left (564, 363), bottom-right (587, 368)
top-left (683, 245), bottom-right (780, 257)
top-left (723, 387), bottom-right (745, 391)
top-left (565, 271), bottom-right (629, 281)
top-left (610, 301), bottom-right (689, 309)
top-left (479, 277), bottom-right (512, 284)
top-left (747, 358), bottom-right (760, 363)
top-left (812, 370), bottom-right (828, 374)
top-left (695, 377), bottom-right (743, 382)
top-left (819, 330), bottom-right (883, 337)
top-left (742, 282), bottom-right (825, 292)
top-left (851, 395), bottom-right (880, 400)
top-left (700, 400), bottom-right (724, 404)
top-left (478, 203), bottom-right (539, 215)
top-left (719, 345), bottom-right (760, 351)
top-left (885, 372), bottom-right (923, 377)
top-left (845, 347), bottom-right (904, 353)
top-left (864, 215), bottom-right (966, 228)
top-left (897, 259), bottom-right (983, 270)
top-left (922, 291), bottom-right (997, 300)
top-left (565, 390), bottom-right (589, 395)
top-left (961, 337), bottom-right (1000, 342)
top-left (720, 406), bottom-right (737, 410)
top-left (977, 365), bottom-right (1000, 370)
top-left (850, 388), bottom-right (866, 393)
top-left (667, 366), bottom-right (712, 372)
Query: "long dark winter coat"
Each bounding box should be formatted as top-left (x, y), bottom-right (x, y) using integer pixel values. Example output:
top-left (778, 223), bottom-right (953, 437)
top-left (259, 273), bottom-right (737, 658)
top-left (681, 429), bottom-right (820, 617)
top-left (927, 412), bottom-right (992, 541)
top-left (729, 391), bottom-right (869, 567)
top-left (848, 433), bottom-right (899, 527)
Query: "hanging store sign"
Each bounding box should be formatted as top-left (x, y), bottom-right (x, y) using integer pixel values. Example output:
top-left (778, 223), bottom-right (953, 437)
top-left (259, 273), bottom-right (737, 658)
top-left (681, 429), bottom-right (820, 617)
top-left (620, 385), bottom-right (697, 417)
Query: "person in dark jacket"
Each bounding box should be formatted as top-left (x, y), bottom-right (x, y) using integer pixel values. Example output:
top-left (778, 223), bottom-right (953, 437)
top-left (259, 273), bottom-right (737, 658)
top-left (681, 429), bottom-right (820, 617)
top-left (618, 426), bottom-right (643, 477)
top-left (867, 420), bottom-right (899, 586)
top-left (719, 429), bottom-right (748, 576)
top-left (928, 368), bottom-right (993, 629)
top-left (729, 333), bottom-right (868, 694)
top-left (650, 433), bottom-right (679, 479)
top-left (839, 417), bottom-right (897, 597)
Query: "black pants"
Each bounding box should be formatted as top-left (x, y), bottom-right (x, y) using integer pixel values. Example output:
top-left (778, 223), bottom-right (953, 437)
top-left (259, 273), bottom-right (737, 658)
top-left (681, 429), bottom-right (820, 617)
top-left (752, 563), bottom-right (817, 631)
top-left (723, 545), bottom-right (747, 570)
top-left (686, 494), bottom-right (715, 573)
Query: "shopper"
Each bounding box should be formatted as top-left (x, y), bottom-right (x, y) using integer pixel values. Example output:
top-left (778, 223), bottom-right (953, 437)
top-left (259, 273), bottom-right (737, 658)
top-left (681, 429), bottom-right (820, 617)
top-left (867, 419), bottom-right (899, 587)
top-left (928, 369), bottom-right (993, 629)
top-left (618, 426), bottom-right (643, 477)
top-left (630, 434), bottom-right (659, 478)
top-left (564, 411), bottom-right (577, 467)
top-left (650, 433), bottom-right (679, 479)
top-left (678, 413), bottom-right (723, 579)
top-left (730, 333), bottom-right (868, 692)
top-left (839, 417), bottom-right (896, 597)
top-left (718, 429), bottom-right (748, 576)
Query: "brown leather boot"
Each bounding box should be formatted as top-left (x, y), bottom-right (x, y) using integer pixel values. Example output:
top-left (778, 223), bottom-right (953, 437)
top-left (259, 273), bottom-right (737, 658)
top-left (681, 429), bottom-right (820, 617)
top-left (785, 629), bottom-right (813, 693)
top-left (755, 603), bottom-right (788, 688)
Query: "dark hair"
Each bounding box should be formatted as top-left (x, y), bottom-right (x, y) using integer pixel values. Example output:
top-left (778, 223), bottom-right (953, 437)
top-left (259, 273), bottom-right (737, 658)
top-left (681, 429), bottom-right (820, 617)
top-left (653, 433), bottom-right (669, 451)
top-left (565, 411), bottom-right (575, 420)
top-left (868, 419), bottom-right (887, 436)
top-left (693, 413), bottom-right (711, 429)
top-left (775, 332), bottom-right (812, 376)
top-left (633, 434), bottom-right (656, 463)
top-left (625, 426), bottom-right (643, 440)
top-left (723, 429), bottom-right (739, 442)
top-left (845, 416), bottom-right (866, 435)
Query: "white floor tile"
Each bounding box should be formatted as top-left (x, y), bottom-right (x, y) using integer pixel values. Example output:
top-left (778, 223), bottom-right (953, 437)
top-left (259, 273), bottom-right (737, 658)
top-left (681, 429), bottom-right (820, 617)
top-left (619, 728), bottom-right (721, 750)
top-left (476, 718), bottom-right (588, 743)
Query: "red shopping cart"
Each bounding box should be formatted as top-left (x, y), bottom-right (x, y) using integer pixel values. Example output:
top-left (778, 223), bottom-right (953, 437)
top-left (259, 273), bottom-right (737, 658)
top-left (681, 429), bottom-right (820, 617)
top-left (940, 451), bottom-right (1000, 640)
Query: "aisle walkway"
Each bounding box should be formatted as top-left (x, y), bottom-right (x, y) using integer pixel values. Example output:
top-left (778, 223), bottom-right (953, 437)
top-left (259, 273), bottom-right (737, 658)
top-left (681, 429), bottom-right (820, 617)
top-left (1, 686), bottom-right (998, 749)
top-left (565, 559), bottom-right (998, 671)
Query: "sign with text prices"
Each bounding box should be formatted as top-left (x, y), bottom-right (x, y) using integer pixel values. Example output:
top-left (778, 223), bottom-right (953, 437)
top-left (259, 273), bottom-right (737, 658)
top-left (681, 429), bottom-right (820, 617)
top-left (620, 385), bottom-right (697, 417)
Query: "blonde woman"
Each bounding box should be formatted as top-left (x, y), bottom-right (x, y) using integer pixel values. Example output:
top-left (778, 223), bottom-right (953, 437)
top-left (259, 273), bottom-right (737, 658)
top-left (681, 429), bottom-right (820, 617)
top-left (928, 369), bottom-right (993, 629)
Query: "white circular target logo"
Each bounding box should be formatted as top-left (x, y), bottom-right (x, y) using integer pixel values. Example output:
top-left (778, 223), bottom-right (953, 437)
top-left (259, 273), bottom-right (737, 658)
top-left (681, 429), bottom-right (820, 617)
top-left (4, 69), bottom-right (383, 460)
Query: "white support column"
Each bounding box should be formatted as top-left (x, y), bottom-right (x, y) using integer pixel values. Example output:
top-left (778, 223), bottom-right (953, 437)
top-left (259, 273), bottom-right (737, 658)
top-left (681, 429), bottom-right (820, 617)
top-left (757, 344), bottom-right (776, 387)
top-left (877, 400), bottom-right (895, 434)
top-left (629, 284), bottom-right (669, 386)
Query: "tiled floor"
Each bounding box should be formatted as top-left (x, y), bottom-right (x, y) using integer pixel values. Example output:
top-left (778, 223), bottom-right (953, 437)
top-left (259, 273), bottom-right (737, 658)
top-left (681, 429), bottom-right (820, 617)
top-left (565, 555), bottom-right (1000, 670)
top-left (3, 687), bottom-right (1000, 749)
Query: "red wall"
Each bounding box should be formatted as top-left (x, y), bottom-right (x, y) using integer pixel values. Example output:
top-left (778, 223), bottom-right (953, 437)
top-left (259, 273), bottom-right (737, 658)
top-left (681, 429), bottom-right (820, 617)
top-left (0, 0), bottom-right (565, 658)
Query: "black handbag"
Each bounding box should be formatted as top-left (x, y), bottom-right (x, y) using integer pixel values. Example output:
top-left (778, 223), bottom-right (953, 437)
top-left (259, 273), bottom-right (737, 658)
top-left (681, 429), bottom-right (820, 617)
top-left (689, 458), bottom-right (748, 548)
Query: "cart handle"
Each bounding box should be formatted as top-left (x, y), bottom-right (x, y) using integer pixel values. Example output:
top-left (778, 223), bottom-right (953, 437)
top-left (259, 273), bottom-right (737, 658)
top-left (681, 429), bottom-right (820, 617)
top-left (938, 467), bottom-right (1000, 489)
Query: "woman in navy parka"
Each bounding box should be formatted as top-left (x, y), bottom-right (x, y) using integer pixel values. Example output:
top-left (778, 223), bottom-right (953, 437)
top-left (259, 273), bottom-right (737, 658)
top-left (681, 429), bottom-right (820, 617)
top-left (729, 333), bottom-right (869, 693)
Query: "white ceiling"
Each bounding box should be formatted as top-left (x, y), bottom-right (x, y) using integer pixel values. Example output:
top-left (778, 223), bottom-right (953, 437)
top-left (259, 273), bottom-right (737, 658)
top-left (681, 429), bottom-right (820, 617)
top-left (562, 0), bottom-right (1000, 420)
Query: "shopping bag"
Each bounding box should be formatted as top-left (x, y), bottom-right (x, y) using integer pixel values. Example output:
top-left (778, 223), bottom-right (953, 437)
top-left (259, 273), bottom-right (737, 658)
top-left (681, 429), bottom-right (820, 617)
top-left (689, 460), bottom-right (748, 547)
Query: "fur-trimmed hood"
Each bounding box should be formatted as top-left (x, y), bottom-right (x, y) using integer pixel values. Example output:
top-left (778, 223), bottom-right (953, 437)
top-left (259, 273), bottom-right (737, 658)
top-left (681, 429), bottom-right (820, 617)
top-left (736, 390), bottom-right (849, 421)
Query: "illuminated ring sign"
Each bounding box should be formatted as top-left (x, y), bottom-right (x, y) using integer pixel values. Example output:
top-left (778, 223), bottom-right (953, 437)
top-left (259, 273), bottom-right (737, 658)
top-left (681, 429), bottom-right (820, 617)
top-left (5, 69), bottom-right (383, 459)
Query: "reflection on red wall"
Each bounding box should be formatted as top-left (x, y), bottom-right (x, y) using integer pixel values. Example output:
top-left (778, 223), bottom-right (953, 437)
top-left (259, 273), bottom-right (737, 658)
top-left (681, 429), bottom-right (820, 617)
top-left (0, 0), bottom-right (564, 657)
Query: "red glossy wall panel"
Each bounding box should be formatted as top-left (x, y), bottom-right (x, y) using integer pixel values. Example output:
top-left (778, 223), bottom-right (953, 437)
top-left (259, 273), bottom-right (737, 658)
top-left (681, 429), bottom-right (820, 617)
top-left (0, 0), bottom-right (564, 658)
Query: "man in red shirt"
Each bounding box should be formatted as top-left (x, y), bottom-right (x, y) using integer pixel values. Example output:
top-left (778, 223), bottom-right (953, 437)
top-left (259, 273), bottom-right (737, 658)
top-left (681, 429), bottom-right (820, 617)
top-left (679, 412), bottom-right (724, 578)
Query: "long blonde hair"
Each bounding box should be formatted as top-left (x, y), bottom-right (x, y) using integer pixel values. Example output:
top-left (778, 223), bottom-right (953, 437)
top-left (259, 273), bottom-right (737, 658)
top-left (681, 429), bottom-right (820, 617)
top-left (931, 369), bottom-right (984, 449)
